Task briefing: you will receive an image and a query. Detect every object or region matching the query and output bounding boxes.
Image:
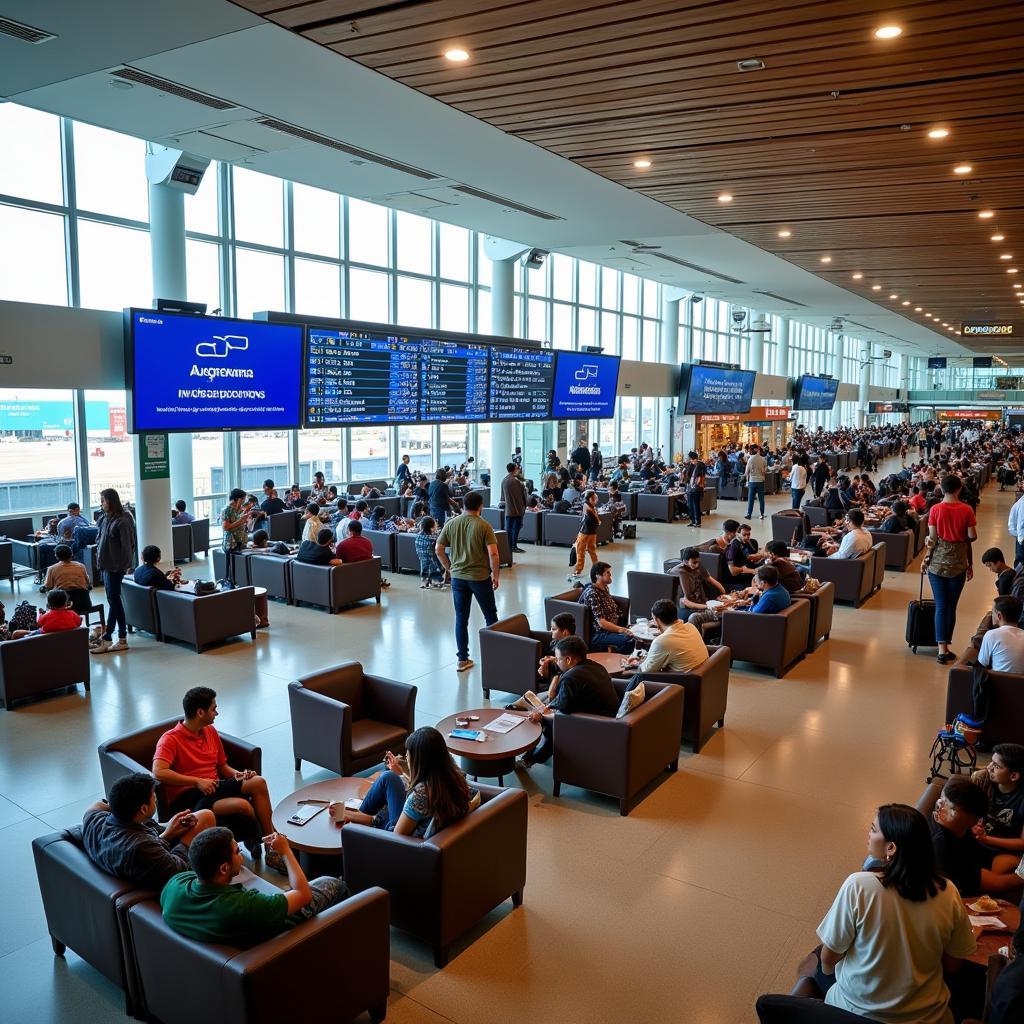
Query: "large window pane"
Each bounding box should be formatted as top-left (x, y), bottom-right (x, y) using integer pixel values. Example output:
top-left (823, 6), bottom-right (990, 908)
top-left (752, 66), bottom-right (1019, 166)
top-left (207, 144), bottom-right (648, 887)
top-left (348, 199), bottom-right (388, 266)
top-left (622, 317), bottom-right (638, 359)
top-left (186, 238), bottom-right (221, 313)
top-left (440, 424), bottom-right (468, 467)
top-left (192, 433), bottom-right (225, 500)
top-left (184, 161), bottom-right (219, 235)
top-left (476, 236), bottom-right (492, 287)
top-left (552, 303), bottom-right (574, 349)
top-left (349, 267), bottom-right (390, 322)
top-left (601, 267), bottom-right (619, 309)
top-left (552, 254), bottom-right (573, 301)
top-left (298, 428), bottom-right (341, 485)
top-left (240, 431), bottom-right (288, 494)
top-left (439, 223), bottom-right (470, 280)
top-left (235, 248), bottom-right (285, 318)
top-left (527, 298), bottom-right (548, 342)
top-left (84, 390), bottom-right (131, 507)
top-left (232, 167), bottom-right (283, 247)
top-left (397, 424), bottom-right (434, 474)
top-left (295, 258), bottom-right (341, 318)
top-left (622, 274), bottom-right (639, 314)
top-left (397, 275), bottom-right (432, 328)
top-left (439, 283), bottom-right (469, 332)
top-left (0, 388), bottom-right (77, 513)
top-left (396, 212), bottom-right (432, 275)
top-left (578, 306), bottom-right (596, 347)
top-left (0, 104), bottom-right (64, 205)
top-left (293, 182), bottom-right (340, 257)
top-left (601, 311), bottom-right (619, 352)
top-left (477, 289), bottom-right (491, 334)
top-left (0, 205), bottom-right (68, 305)
top-left (78, 221), bottom-right (152, 311)
top-left (350, 426), bottom-right (390, 481)
top-left (619, 397), bottom-right (637, 447)
top-left (73, 123), bottom-right (148, 222)
top-left (578, 260), bottom-right (597, 306)
top-left (643, 278), bottom-right (659, 317)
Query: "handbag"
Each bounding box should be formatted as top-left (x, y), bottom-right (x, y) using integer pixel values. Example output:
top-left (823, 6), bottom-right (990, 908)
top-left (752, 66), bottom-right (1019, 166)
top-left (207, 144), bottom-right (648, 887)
top-left (9, 600), bottom-right (38, 633)
top-left (193, 580), bottom-right (218, 595)
top-left (928, 538), bottom-right (969, 577)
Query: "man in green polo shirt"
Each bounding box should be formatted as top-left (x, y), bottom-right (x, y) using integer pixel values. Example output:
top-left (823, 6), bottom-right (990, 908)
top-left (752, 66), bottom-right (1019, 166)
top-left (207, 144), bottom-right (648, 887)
top-left (435, 490), bottom-right (500, 672)
top-left (160, 827), bottom-right (347, 947)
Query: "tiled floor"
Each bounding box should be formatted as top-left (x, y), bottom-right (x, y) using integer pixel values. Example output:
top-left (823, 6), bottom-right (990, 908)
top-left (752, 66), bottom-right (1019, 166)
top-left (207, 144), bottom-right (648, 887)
top-left (0, 459), bottom-right (1005, 1023)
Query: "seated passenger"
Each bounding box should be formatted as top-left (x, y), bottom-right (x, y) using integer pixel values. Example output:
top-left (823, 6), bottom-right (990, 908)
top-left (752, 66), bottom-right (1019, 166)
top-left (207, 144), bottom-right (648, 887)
top-left (133, 544), bottom-right (182, 589)
top-left (970, 743), bottom-right (1024, 865)
top-left (161, 826), bottom-right (347, 947)
top-left (578, 561), bottom-right (635, 654)
top-left (43, 543), bottom-right (90, 593)
top-left (300, 503), bottom-right (322, 544)
top-left (152, 687), bottom-right (286, 873)
top-left (335, 519), bottom-right (373, 564)
top-left (343, 727), bottom-right (475, 837)
top-left (284, 484), bottom-right (305, 510)
top-left (978, 595), bottom-right (1024, 674)
top-left (982, 547), bottom-right (1015, 596)
top-left (57, 502), bottom-right (90, 537)
top-left (296, 527), bottom-right (342, 567)
top-left (724, 522), bottom-right (766, 583)
top-left (11, 589), bottom-right (81, 639)
top-left (733, 564), bottom-right (792, 614)
top-left (675, 545), bottom-right (727, 621)
top-left (366, 505), bottom-right (399, 532)
top-left (986, 921), bottom-right (1024, 1024)
top-left (249, 529), bottom-right (270, 551)
top-left (763, 541), bottom-right (806, 593)
top-left (621, 599), bottom-right (707, 674)
top-left (81, 771), bottom-right (215, 890)
top-left (259, 479), bottom-right (286, 517)
top-left (822, 509), bottom-right (873, 558)
top-left (878, 500), bottom-right (914, 533)
top-left (171, 500), bottom-right (195, 526)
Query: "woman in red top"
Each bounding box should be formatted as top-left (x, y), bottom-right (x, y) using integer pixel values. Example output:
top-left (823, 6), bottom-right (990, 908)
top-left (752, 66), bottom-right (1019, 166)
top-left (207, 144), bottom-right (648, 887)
top-left (923, 475), bottom-right (978, 664)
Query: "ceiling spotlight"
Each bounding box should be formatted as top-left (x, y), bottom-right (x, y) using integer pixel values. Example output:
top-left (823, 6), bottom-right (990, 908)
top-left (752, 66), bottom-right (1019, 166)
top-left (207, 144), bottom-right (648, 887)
top-left (992, 233), bottom-right (1005, 241)
top-left (1015, 283), bottom-right (1023, 289)
top-left (902, 300), bottom-right (910, 306)
top-left (872, 284), bottom-right (882, 291)
top-left (820, 256), bottom-right (832, 263)
top-left (978, 210), bottom-right (995, 219)
top-left (941, 322), bottom-right (949, 327)
top-left (915, 306), bottom-right (922, 311)
top-left (874, 25), bottom-right (903, 39)
top-left (443, 47), bottom-right (470, 62)
top-left (927, 127), bottom-right (950, 139)
top-left (633, 158), bottom-right (652, 169)
top-left (1009, 267), bottom-right (1019, 274)
top-left (1000, 253), bottom-right (1013, 260)
top-left (889, 293), bottom-right (899, 299)
top-left (953, 164), bottom-right (973, 175)
top-left (852, 272), bottom-right (863, 280)
top-left (777, 229), bottom-right (791, 238)
top-left (718, 193), bottom-right (733, 203)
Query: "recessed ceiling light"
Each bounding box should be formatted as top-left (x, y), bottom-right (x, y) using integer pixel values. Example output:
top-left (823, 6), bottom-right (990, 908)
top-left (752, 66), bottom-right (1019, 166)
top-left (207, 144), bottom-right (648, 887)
top-left (777, 229), bottom-right (791, 238)
top-left (927, 127), bottom-right (950, 139)
top-left (874, 25), bottom-right (903, 39)
top-left (737, 58), bottom-right (766, 72)
top-left (633, 158), bottom-right (652, 169)
top-left (443, 47), bottom-right (470, 62)
top-left (915, 306), bottom-right (922, 311)
top-left (820, 256), bottom-right (832, 263)
top-left (718, 193), bottom-right (733, 203)
top-left (1000, 253), bottom-right (1013, 260)
top-left (902, 300), bottom-right (910, 306)
top-left (925, 313), bottom-right (933, 318)
top-left (953, 164), bottom-right (973, 175)
top-left (872, 284), bottom-right (882, 291)
top-left (1015, 283), bottom-right (1023, 289)
top-left (992, 233), bottom-right (1005, 241)
top-left (941, 322), bottom-right (949, 327)
top-left (1009, 267), bottom-right (1019, 274)
top-left (979, 210), bottom-right (995, 219)
top-left (852, 272), bottom-right (863, 280)
top-left (889, 293), bottom-right (899, 299)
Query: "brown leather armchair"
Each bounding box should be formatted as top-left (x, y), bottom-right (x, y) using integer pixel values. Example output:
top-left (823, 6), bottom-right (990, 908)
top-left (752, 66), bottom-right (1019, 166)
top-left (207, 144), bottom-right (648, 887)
top-left (544, 512), bottom-right (584, 547)
top-left (946, 650), bottom-right (1024, 746)
top-left (362, 529), bottom-right (397, 571)
top-left (809, 548), bottom-right (875, 606)
top-left (127, 887), bottom-right (391, 1024)
top-left (291, 557), bottom-right (382, 612)
top-left (636, 492), bottom-right (676, 522)
top-left (543, 587), bottom-right (629, 648)
top-left (720, 599), bottom-right (810, 677)
top-left (33, 827), bottom-right (152, 1017)
top-left (343, 784), bottom-right (527, 967)
top-left (289, 661), bottom-right (416, 775)
top-left (0, 627), bottom-right (90, 709)
top-left (869, 541), bottom-right (886, 593)
top-left (552, 678), bottom-right (683, 814)
top-left (792, 581), bottom-right (835, 650)
top-left (478, 614), bottom-right (549, 699)
top-left (631, 645), bottom-right (731, 752)
top-left (155, 586), bottom-right (257, 653)
top-left (189, 517), bottom-right (210, 558)
top-left (868, 528), bottom-right (915, 570)
top-left (625, 571), bottom-right (680, 622)
top-left (122, 578), bottom-right (161, 638)
top-left (771, 510), bottom-right (811, 544)
top-left (521, 509), bottom-right (545, 544)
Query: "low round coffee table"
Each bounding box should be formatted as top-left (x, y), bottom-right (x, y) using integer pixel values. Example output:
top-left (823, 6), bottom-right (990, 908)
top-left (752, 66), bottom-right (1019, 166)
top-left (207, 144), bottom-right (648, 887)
top-left (436, 708), bottom-right (541, 785)
top-left (590, 652), bottom-right (634, 675)
top-left (271, 777), bottom-right (372, 866)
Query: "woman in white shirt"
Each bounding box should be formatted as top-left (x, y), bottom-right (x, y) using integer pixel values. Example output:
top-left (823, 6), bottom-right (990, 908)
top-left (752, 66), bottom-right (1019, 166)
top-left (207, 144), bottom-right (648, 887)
top-left (795, 803), bottom-right (975, 1023)
top-left (790, 456), bottom-right (809, 509)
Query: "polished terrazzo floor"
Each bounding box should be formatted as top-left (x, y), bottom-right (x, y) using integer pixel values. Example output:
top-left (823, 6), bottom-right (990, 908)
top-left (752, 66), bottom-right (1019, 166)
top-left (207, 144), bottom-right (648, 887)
top-left (0, 457), bottom-right (1006, 1023)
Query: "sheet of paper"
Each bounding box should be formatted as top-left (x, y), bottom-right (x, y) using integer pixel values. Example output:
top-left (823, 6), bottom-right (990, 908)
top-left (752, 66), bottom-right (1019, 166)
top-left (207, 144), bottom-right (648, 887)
top-left (484, 713), bottom-right (525, 734)
top-left (968, 915), bottom-right (1006, 929)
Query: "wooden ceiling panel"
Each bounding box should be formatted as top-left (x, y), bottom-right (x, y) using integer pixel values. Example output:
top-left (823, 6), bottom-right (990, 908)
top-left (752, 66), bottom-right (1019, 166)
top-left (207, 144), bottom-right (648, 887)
top-left (233, 0), bottom-right (1024, 348)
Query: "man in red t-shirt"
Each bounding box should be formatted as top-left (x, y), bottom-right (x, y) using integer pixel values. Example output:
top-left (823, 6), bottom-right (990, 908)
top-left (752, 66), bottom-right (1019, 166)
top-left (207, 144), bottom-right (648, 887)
top-left (335, 519), bottom-right (373, 563)
top-left (153, 686), bottom-right (286, 873)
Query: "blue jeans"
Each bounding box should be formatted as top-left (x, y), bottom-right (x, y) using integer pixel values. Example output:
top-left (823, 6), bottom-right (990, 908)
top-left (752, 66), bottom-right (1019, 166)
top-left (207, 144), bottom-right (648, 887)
top-left (505, 515), bottom-right (523, 549)
top-left (791, 487), bottom-right (805, 509)
top-left (686, 489), bottom-right (702, 527)
top-left (358, 770), bottom-right (406, 831)
top-left (590, 628), bottom-right (636, 655)
top-left (102, 570), bottom-right (126, 640)
top-left (451, 576), bottom-right (499, 661)
top-left (928, 571), bottom-right (966, 645)
top-left (430, 507), bottom-right (447, 528)
top-left (418, 554), bottom-right (444, 583)
top-left (746, 481), bottom-right (765, 516)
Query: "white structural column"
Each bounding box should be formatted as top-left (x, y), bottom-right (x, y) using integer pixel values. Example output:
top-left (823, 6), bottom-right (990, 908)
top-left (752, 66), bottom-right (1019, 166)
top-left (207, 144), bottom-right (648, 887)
top-left (830, 333), bottom-right (845, 430)
top-left (899, 352), bottom-right (911, 423)
top-left (660, 292), bottom-right (681, 458)
top-left (774, 317), bottom-right (790, 377)
top-left (858, 342), bottom-right (872, 427)
top-left (487, 255), bottom-right (516, 475)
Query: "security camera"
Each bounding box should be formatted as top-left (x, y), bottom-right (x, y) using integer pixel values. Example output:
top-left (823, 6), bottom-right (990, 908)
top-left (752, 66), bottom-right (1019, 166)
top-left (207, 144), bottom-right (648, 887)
top-left (689, 294), bottom-right (704, 304)
top-left (520, 248), bottom-right (548, 270)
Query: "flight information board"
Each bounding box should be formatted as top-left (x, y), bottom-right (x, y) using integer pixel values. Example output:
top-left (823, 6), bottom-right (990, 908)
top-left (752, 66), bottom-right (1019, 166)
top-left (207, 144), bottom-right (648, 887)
top-left (419, 338), bottom-right (489, 422)
top-left (488, 344), bottom-right (555, 421)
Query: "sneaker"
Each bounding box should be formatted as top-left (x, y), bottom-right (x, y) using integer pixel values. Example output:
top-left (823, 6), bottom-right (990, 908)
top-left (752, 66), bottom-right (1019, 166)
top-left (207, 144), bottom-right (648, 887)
top-left (457, 659), bottom-right (474, 672)
top-left (512, 546), bottom-right (526, 554)
top-left (107, 638), bottom-right (129, 652)
top-left (743, 514), bottom-right (751, 520)
top-left (759, 514), bottom-right (766, 520)
top-left (90, 640), bottom-right (112, 654)
top-left (514, 757), bottom-right (533, 772)
top-left (567, 573), bottom-right (581, 584)
top-left (420, 580), bottom-right (430, 588)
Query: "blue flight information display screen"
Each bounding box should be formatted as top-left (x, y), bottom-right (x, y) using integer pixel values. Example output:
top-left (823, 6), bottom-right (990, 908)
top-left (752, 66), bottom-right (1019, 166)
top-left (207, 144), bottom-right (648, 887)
top-left (419, 338), bottom-right (489, 422)
top-left (488, 344), bottom-right (555, 421)
top-left (793, 375), bottom-right (839, 411)
top-left (550, 351), bottom-right (621, 419)
top-left (127, 310), bottom-right (303, 432)
top-left (680, 363), bottom-right (756, 415)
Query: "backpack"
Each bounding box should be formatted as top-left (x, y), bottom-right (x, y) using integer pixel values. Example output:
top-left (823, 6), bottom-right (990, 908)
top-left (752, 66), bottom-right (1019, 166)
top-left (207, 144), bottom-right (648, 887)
top-left (9, 600), bottom-right (38, 633)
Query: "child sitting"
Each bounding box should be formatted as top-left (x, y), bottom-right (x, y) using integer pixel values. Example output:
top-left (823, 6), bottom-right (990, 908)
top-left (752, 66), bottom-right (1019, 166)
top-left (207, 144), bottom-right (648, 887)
top-left (12, 589), bottom-right (81, 638)
top-left (43, 543), bottom-right (90, 593)
top-left (414, 516), bottom-right (446, 589)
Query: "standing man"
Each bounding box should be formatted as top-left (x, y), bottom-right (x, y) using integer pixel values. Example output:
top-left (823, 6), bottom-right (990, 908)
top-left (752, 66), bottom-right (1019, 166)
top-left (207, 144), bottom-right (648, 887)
top-left (501, 461), bottom-right (527, 554)
top-left (744, 444), bottom-right (767, 520)
top-left (589, 443), bottom-right (603, 484)
top-left (789, 455), bottom-right (808, 509)
top-left (1008, 491), bottom-right (1024, 568)
top-left (685, 450), bottom-right (706, 528)
top-left (570, 438), bottom-right (590, 478)
top-left (435, 491), bottom-right (500, 672)
top-left (512, 446), bottom-right (523, 469)
top-left (394, 453), bottom-right (412, 491)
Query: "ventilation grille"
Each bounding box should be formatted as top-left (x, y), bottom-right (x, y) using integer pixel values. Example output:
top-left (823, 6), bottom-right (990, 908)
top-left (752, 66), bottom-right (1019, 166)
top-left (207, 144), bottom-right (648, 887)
top-left (451, 185), bottom-right (563, 221)
top-left (0, 16), bottom-right (56, 43)
top-left (109, 68), bottom-right (237, 110)
top-left (752, 289), bottom-right (807, 308)
top-left (649, 252), bottom-right (744, 284)
top-left (256, 117), bottom-right (439, 180)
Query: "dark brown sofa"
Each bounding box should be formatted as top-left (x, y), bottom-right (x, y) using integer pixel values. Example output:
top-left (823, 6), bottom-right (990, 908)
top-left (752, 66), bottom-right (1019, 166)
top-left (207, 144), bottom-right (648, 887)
top-left (155, 586), bottom-right (257, 653)
top-left (720, 599), bottom-right (810, 677)
top-left (289, 660), bottom-right (416, 775)
top-left (870, 540), bottom-right (886, 592)
top-left (552, 678), bottom-right (683, 814)
top-left (343, 784), bottom-right (527, 967)
top-left (625, 571), bottom-right (679, 622)
top-left (792, 581), bottom-right (835, 650)
top-left (0, 627), bottom-right (90, 708)
top-left (122, 578), bottom-right (162, 638)
top-left (809, 548), bottom-right (875, 606)
top-left (636, 492), bottom-right (677, 522)
top-left (290, 557), bottom-right (382, 612)
top-left (478, 614), bottom-right (549, 699)
top-left (868, 528), bottom-right (915, 570)
top-left (945, 651), bottom-right (1024, 747)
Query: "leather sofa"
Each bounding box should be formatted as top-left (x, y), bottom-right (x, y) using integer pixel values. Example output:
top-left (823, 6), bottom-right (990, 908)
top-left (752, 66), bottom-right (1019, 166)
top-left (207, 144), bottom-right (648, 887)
top-left (867, 528), bottom-right (915, 570)
top-left (343, 784), bottom-right (526, 968)
top-left (396, 532), bottom-right (423, 573)
top-left (543, 587), bottom-right (629, 648)
top-left (521, 509), bottom-right (545, 544)
top-left (122, 579), bottom-right (162, 638)
top-left (630, 645), bottom-right (731, 752)
top-left (291, 557), bottom-right (382, 612)
top-left (478, 614), bottom-right (549, 699)
top-left (636, 492), bottom-right (677, 523)
top-left (267, 510), bottom-right (300, 542)
top-left (720, 599), bottom-right (810, 677)
top-left (701, 483), bottom-right (718, 515)
top-left (869, 541), bottom-right (886, 592)
top-left (127, 887), bottom-right (391, 1024)
top-left (362, 528), bottom-right (397, 571)
top-left (189, 517), bottom-right (210, 558)
top-left (155, 586), bottom-right (257, 653)
top-left (482, 506), bottom-right (505, 531)
top-left (543, 512), bottom-right (612, 547)
top-left (809, 547), bottom-right (875, 606)
top-left (248, 552), bottom-right (293, 602)
top-left (771, 510), bottom-right (812, 544)
top-left (792, 581), bottom-right (835, 650)
top-left (289, 660), bottom-right (416, 775)
top-left (625, 570), bottom-right (679, 622)
top-left (594, 489), bottom-right (637, 520)
top-left (171, 523), bottom-right (193, 563)
top-left (946, 651), bottom-right (1024, 747)
top-left (552, 678), bottom-right (683, 814)
top-left (493, 528), bottom-right (514, 566)
top-left (0, 627), bottom-right (90, 709)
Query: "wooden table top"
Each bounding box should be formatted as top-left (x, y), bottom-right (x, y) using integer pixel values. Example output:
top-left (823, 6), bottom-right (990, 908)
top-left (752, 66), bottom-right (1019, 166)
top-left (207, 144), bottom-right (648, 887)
top-left (590, 652), bottom-right (634, 675)
top-left (963, 897), bottom-right (1021, 966)
top-left (436, 708), bottom-right (541, 761)
top-left (271, 776), bottom-right (372, 855)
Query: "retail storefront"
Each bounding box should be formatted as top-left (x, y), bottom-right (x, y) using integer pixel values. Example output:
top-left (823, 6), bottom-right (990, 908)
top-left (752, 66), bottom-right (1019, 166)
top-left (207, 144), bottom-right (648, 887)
top-left (936, 410), bottom-right (1001, 423)
top-left (695, 406), bottom-right (794, 454)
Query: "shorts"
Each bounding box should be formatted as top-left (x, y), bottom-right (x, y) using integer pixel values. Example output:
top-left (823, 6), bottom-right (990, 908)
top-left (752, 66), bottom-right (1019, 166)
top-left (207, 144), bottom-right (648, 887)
top-left (169, 776), bottom-right (245, 815)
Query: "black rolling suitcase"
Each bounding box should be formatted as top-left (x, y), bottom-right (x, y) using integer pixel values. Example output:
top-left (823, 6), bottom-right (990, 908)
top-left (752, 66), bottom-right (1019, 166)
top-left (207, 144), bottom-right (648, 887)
top-left (906, 575), bottom-right (937, 653)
